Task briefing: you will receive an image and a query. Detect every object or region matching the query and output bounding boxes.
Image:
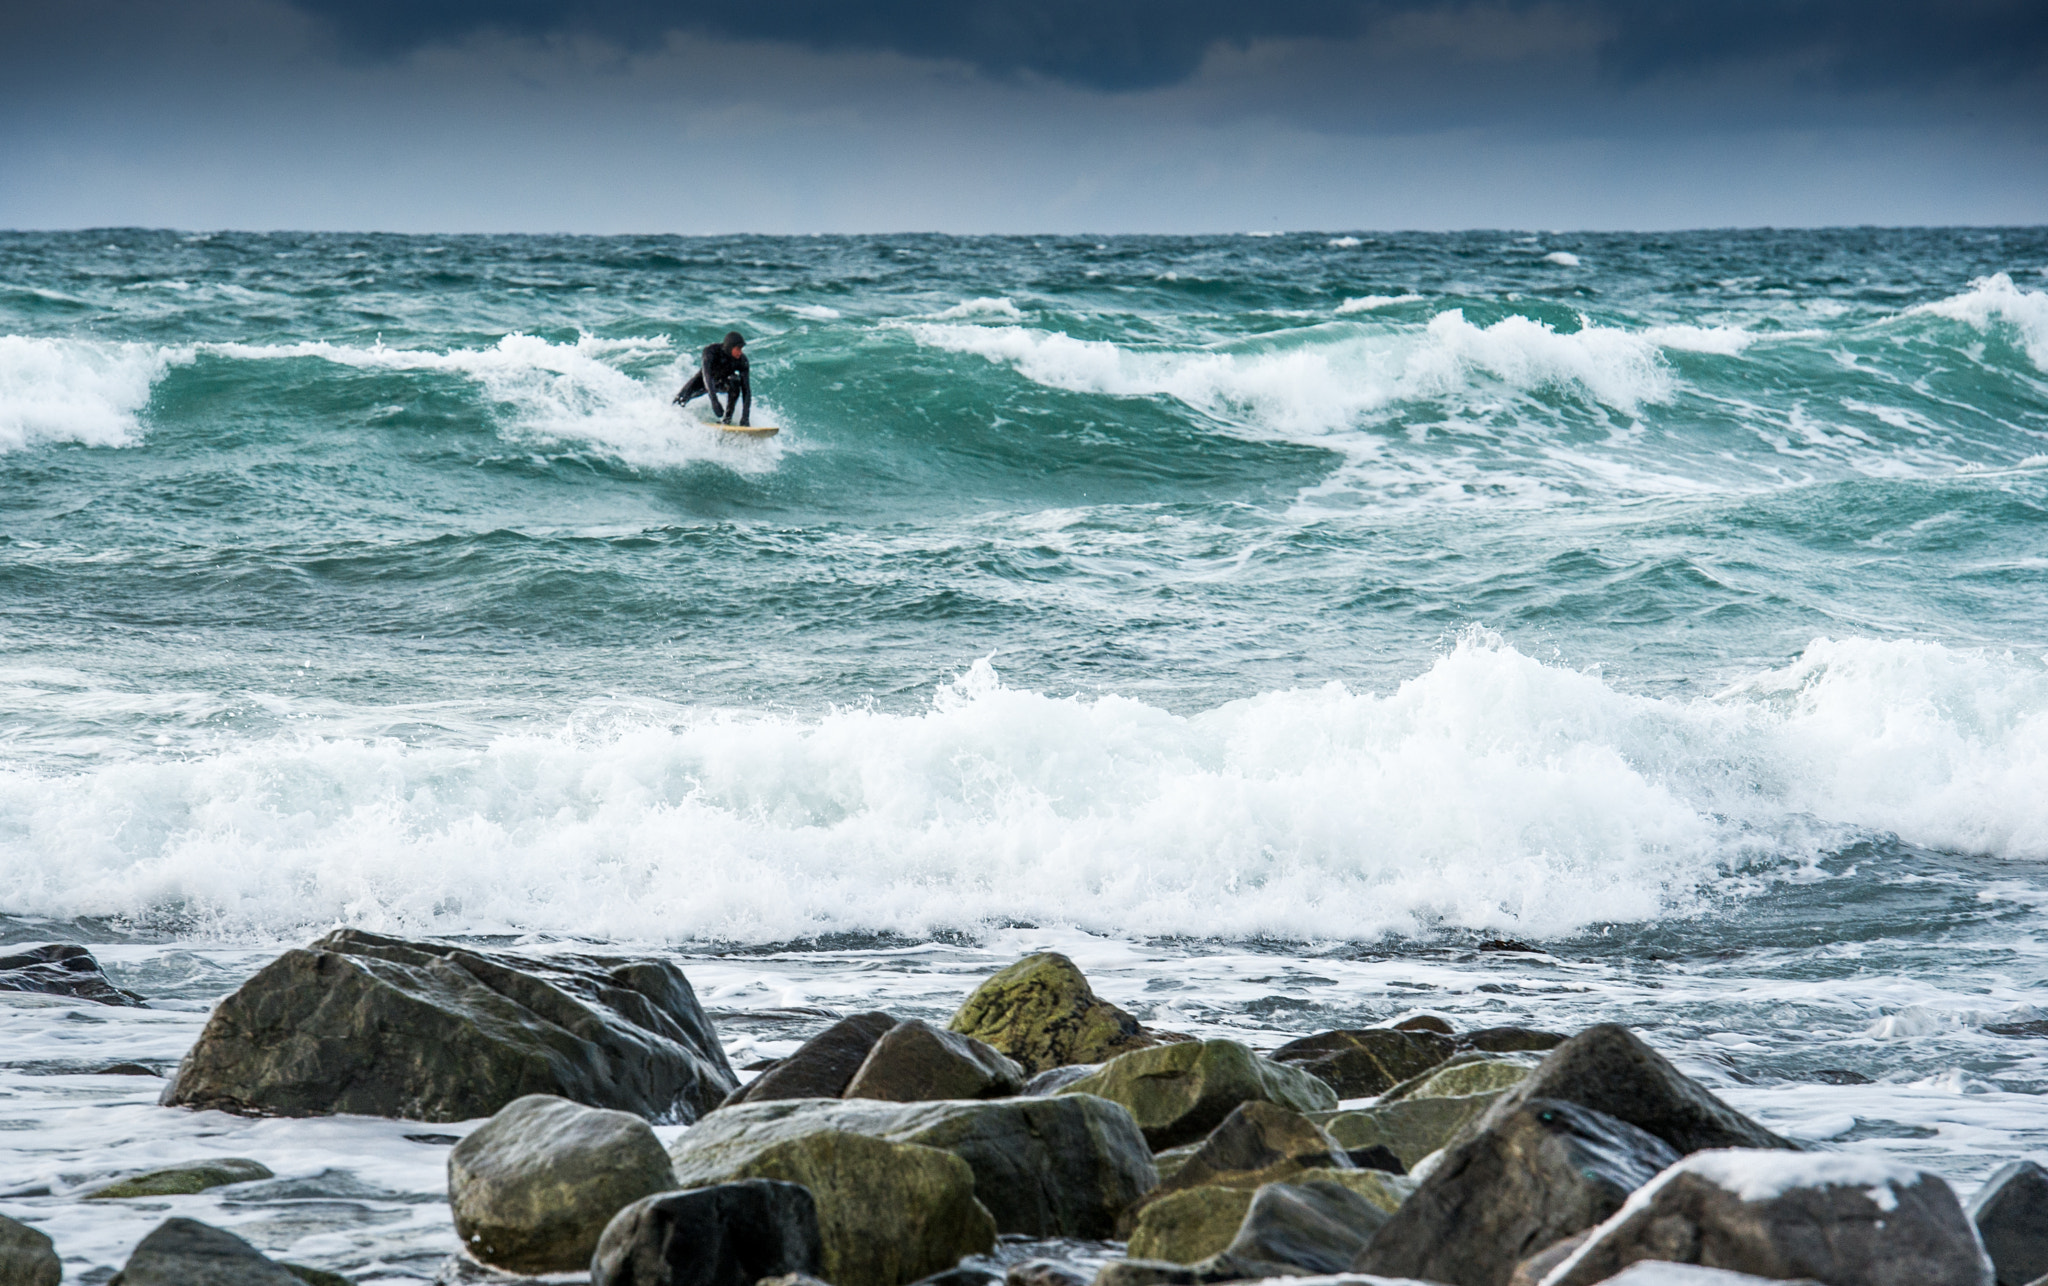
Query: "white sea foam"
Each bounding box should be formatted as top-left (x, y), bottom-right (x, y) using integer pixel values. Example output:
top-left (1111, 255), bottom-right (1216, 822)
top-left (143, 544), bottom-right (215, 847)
top-left (909, 309), bottom-right (1677, 433)
top-left (1915, 272), bottom-right (2048, 370)
top-left (932, 297), bottom-right (1025, 320)
top-left (1644, 324), bottom-right (1760, 355)
top-left (3, 633), bottom-right (2043, 945)
top-left (790, 304), bottom-right (842, 321)
top-left (200, 335), bottom-right (773, 470)
top-left (1336, 294), bottom-right (1424, 313)
top-left (1543, 251), bottom-right (1582, 267)
top-left (1328, 237), bottom-right (1363, 248)
top-left (0, 335), bottom-right (186, 453)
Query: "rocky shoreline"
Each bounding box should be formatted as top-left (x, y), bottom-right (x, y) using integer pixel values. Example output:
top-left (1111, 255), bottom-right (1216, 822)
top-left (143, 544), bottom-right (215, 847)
top-left (2, 938), bottom-right (2042, 1286)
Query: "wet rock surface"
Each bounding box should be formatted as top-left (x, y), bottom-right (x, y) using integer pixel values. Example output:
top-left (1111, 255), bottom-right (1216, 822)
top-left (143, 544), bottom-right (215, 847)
top-left (1541, 1150), bottom-right (1993, 1286)
top-left (669, 1095), bottom-right (1156, 1238)
top-left (844, 1018), bottom-right (1028, 1102)
top-left (590, 1180), bottom-right (823, 1286)
top-left (1060, 1040), bottom-right (1339, 1149)
top-left (727, 1012), bottom-right (900, 1106)
top-left (84, 1157), bottom-right (274, 1199)
top-left (0, 943), bottom-right (146, 1006)
top-left (1267, 1029), bottom-right (1457, 1099)
top-left (1970, 1159), bottom-right (2048, 1286)
top-left (448, 1093), bottom-right (677, 1275)
top-left (1354, 1098), bottom-right (1680, 1286)
top-left (0, 1214), bottom-right (60, 1286)
top-left (107, 1217), bottom-right (302, 1286)
top-left (161, 929), bottom-right (737, 1123)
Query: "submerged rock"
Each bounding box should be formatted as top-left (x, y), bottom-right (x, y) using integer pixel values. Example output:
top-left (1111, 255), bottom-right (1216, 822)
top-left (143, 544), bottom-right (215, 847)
top-left (1354, 1098), bottom-right (1680, 1286)
top-left (84, 1157), bottom-right (273, 1199)
top-left (1267, 1029), bottom-right (1457, 1099)
top-left (1969, 1159), bottom-right (2048, 1286)
top-left (1541, 1149), bottom-right (1993, 1286)
top-left (727, 1012), bottom-right (899, 1106)
top-left (161, 928), bottom-right (736, 1123)
top-left (0, 943), bottom-right (146, 1006)
top-left (448, 1094), bottom-right (677, 1275)
top-left (591, 1180), bottom-right (824, 1286)
top-left (1060, 1040), bottom-right (1339, 1149)
top-left (669, 1094), bottom-right (1155, 1238)
top-left (687, 1129), bottom-right (995, 1286)
top-left (948, 952), bottom-right (1167, 1074)
top-left (108, 1218), bottom-right (300, 1286)
top-left (844, 1018), bottom-right (1027, 1102)
top-left (1456, 1024), bottom-right (1796, 1159)
top-left (0, 1214), bottom-right (60, 1286)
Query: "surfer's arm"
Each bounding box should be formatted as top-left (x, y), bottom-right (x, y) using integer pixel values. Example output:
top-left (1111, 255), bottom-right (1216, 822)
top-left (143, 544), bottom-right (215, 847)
top-left (736, 371), bottom-right (751, 426)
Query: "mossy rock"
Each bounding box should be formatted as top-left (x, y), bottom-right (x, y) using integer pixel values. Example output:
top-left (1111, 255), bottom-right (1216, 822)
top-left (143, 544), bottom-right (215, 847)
top-left (1059, 1040), bottom-right (1337, 1149)
top-left (84, 1157), bottom-right (273, 1199)
top-left (948, 953), bottom-right (1160, 1075)
top-left (712, 1130), bottom-right (995, 1286)
top-left (1127, 1187), bottom-right (1254, 1264)
top-left (1120, 1101), bottom-right (1349, 1232)
top-left (1314, 1091), bottom-right (1504, 1168)
top-left (1378, 1051), bottom-right (1537, 1102)
top-left (1267, 1028), bottom-right (1457, 1098)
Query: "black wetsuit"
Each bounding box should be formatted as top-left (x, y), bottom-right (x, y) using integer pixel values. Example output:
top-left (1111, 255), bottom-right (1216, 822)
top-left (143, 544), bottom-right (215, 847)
top-left (673, 332), bottom-right (751, 425)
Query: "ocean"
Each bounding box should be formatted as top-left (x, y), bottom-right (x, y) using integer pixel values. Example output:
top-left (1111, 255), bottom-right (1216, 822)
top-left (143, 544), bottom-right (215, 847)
top-left (2, 226), bottom-right (2046, 1280)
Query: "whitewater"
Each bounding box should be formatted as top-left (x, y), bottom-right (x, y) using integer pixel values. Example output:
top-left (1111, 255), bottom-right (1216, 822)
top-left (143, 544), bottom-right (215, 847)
top-left (2, 226), bottom-right (2046, 1280)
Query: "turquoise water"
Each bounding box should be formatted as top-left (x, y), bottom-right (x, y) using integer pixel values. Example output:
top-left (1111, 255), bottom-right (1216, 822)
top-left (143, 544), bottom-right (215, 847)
top-left (3, 226), bottom-right (2048, 1280)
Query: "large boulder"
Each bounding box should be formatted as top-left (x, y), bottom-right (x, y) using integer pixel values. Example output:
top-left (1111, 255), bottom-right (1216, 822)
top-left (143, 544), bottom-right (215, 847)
top-left (728, 1012), bottom-right (899, 1106)
top-left (161, 929), bottom-right (736, 1123)
top-left (84, 1157), bottom-right (273, 1199)
top-left (948, 953), bottom-right (1164, 1074)
top-left (1456, 1025), bottom-right (1795, 1159)
top-left (1354, 1098), bottom-right (1681, 1286)
top-left (1316, 1092), bottom-right (1507, 1170)
top-left (1061, 1041), bottom-right (1339, 1149)
top-left (686, 1129), bottom-right (995, 1286)
top-left (0, 1214), bottom-right (60, 1286)
top-left (108, 1218), bottom-right (300, 1286)
top-left (845, 1019), bottom-right (1027, 1102)
top-left (1540, 1149), bottom-right (1993, 1286)
top-left (591, 1180), bottom-right (823, 1286)
top-left (1969, 1159), bottom-right (2048, 1286)
top-left (1268, 1029), bottom-right (1457, 1099)
top-left (0, 943), bottom-right (146, 1006)
top-left (448, 1094), bottom-right (677, 1275)
top-left (669, 1095), bottom-right (1156, 1238)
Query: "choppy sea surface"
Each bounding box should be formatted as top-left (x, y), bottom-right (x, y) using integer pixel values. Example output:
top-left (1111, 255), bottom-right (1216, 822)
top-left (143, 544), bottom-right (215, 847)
top-left (2, 227), bottom-right (2047, 1281)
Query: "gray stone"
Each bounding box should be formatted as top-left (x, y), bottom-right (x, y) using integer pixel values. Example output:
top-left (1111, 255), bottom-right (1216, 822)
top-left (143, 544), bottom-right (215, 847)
top-left (1222, 1179), bottom-right (1392, 1275)
top-left (728, 1012), bottom-right (899, 1107)
top-left (591, 1180), bottom-right (824, 1286)
top-left (907, 1270), bottom-right (1000, 1286)
top-left (1061, 1041), bottom-right (1339, 1150)
top-left (1267, 1030), bottom-right (1457, 1099)
top-left (670, 1095), bottom-right (1155, 1238)
top-left (448, 1093), bottom-right (678, 1274)
top-left (1377, 1053), bottom-right (1537, 1104)
top-left (0, 943), bottom-right (146, 1006)
top-left (1460, 1028), bottom-right (1566, 1055)
top-left (1456, 1025), bottom-right (1796, 1160)
top-left (1970, 1159), bottom-right (2048, 1286)
top-left (109, 1218), bottom-right (299, 1286)
top-left (1123, 1101), bottom-right (1352, 1233)
top-left (84, 1157), bottom-right (274, 1199)
top-left (162, 928), bottom-right (736, 1124)
top-left (1353, 1098), bottom-right (1681, 1286)
top-left (0, 1214), bottom-right (60, 1286)
top-left (844, 1019), bottom-right (1027, 1102)
top-left (1543, 1150), bottom-right (1991, 1286)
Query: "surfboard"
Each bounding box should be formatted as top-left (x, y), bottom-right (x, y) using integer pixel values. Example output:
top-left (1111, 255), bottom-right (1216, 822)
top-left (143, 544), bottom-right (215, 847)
top-left (694, 418), bottom-right (779, 437)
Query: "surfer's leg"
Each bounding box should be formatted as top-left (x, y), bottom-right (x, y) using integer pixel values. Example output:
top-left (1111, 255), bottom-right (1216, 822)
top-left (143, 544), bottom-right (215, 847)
top-left (736, 378), bottom-right (751, 427)
top-left (673, 371), bottom-right (706, 406)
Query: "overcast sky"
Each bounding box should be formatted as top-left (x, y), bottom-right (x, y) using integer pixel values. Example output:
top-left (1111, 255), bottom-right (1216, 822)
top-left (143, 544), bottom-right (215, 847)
top-left (5, 0), bottom-right (2046, 233)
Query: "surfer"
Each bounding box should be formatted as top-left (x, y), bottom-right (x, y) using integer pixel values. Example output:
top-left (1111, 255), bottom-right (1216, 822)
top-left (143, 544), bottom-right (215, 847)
top-left (672, 331), bottom-right (752, 426)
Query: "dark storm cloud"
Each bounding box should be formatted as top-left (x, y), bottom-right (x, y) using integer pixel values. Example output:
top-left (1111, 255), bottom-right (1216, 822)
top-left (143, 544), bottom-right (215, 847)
top-left (289, 0), bottom-right (2048, 92)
